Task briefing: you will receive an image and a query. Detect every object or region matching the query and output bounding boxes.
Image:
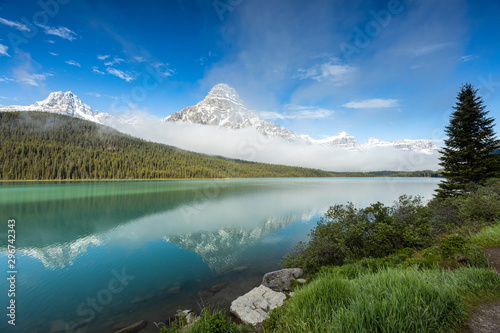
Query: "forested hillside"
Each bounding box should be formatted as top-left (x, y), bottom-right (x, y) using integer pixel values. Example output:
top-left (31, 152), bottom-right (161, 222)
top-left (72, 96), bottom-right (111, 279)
top-left (0, 112), bottom-right (338, 180)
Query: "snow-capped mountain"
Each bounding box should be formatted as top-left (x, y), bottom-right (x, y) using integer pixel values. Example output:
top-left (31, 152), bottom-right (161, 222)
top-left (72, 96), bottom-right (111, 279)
top-left (309, 131), bottom-right (360, 149)
top-left (164, 83), bottom-right (304, 141)
top-left (361, 138), bottom-right (438, 153)
top-left (0, 91), bottom-right (113, 124)
top-left (0, 86), bottom-right (439, 154)
top-left (164, 83), bottom-right (438, 153)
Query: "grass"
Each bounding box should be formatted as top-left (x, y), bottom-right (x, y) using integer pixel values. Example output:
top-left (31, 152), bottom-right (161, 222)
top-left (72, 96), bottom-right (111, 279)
top-left (262, 266), bottom-right (500, 333)
top-left (469, 220), bottom-right (500, 248)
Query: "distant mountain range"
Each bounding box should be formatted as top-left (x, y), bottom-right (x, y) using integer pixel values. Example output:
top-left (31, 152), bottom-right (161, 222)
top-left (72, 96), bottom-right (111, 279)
top-left (0, 84), bottom-right (439, 154)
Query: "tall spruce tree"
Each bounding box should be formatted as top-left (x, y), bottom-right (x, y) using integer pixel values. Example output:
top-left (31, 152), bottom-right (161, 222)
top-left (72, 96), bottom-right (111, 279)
top-left (436, 83), bottom-right (500, 197)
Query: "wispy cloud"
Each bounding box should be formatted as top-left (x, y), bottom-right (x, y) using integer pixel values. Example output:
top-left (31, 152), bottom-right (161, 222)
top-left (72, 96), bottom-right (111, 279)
top-left (134, 56), bottom-right (145, 62)
top-left (85, 92), bottom-right (101, 98)
top-left (260, 104), bottom-right (334, 120)
top-left (410, 42), bottom-right (453, 57)
top-left (152, 62), bottom-right (175, 77)
top-left (49, 52), bottom-right (58, 56)
top-left (343, 99), bottom-right (399, 109)
top-left (0, 43), bottom-right (10, 57)
top-left (0, 17), bottom-right (30, 32)
top-left (458, 54), bottom-right (476, 62)
top-left (107, 67), bottom-right (135, 82)
top-left (0, 77), bottom-right (14, 83)
top-left (65, 60), bottom-right (81, 67)
top-left (295, 61), bottom-right (356, 84)
top-left (14, 72), bottom-right (53, 86)
top-left (46, 40), bottom-right (55, 44)
top-left (97, 55), bottom-right (110, 60)
top-left (37, 24), bottom-right (77, 41)
top-left (104, 57), bottom-right (125, 66)
top-left (92, 66), bottom-right (105, 75)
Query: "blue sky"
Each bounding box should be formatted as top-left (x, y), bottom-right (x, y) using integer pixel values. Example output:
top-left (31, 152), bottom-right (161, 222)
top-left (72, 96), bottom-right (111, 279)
top-left (1, 0), bottom-right (500, 144)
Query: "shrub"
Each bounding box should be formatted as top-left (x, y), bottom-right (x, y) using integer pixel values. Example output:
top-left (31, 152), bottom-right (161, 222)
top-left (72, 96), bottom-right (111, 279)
top-left (282, 196), bottom-right (429, 272)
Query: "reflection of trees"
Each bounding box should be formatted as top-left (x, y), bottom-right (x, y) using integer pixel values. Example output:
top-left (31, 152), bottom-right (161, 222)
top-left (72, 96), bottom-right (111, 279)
top-left (1, 181), bottom-right (264, 248)
top-left (165, 215), bottom-right (296, 272)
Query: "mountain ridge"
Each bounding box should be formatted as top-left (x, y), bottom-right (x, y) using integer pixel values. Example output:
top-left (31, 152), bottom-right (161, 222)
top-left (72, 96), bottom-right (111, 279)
top-left (0, 85), bottom-right (439, 153)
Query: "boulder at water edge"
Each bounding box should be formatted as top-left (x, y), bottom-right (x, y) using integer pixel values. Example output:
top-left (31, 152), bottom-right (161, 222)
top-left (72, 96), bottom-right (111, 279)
top-left (230, 285), bottom-right (286, 326)
top-left (261, 268), bottom-right (303, 292)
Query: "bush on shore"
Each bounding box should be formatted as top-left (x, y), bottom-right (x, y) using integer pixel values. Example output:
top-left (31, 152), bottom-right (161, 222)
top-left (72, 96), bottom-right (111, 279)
top-left (282, 179), bottom-right (500, 273)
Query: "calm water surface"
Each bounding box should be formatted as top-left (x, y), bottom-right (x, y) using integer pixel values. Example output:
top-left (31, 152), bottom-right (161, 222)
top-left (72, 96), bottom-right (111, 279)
top-left (0, 178), bottom-right (440, 332)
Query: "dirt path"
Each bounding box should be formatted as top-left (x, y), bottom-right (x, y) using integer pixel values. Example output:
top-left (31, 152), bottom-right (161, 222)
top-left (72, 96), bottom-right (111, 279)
top-left (461, 247), bottom-right (500, 333)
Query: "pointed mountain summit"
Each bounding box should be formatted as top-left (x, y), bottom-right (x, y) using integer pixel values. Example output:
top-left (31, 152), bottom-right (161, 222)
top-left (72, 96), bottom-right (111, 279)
top-left (165, 83), bottom-right (261, 129)
top-left (164, 83), bottom-right (303, 140)
top-left (0, 91), bottom-right (111, 123)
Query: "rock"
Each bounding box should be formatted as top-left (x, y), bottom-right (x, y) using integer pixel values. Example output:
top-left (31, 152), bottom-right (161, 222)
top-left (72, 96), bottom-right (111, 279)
top-left (176, 310), bottom-right (198, 326)
top-left (261, 268), bottom-right (303, 292)
top-left (114, 320), bottom-right (146, 333)
top-left (296, 278), bottom-right (307, 284)
top-left (230, 285), bottom-right (286, 326)
top-left (168, 285), bottom-right (181, 295)
top-left (209, 283), bottom-right (227, 293)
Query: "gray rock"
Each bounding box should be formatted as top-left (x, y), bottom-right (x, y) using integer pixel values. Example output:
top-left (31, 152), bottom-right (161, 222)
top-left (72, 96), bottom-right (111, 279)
top-left (296, 278), bottom-right (307, 284)
top-left (261, 268), bottom-right (303, 292)
top-left (209, 283), bottom-right (227, 293)
top-left (230, 285), bottom-right (286, 326)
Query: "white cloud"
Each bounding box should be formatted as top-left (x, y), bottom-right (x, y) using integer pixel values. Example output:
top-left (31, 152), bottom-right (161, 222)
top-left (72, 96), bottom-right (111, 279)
top-left (0, 77), bottom-right (14, 83)
top-left (343, 99), bottom-right (399, 109)
top-left (107, 68), bottom-right (135, 82)
top-left (49, 52), bottom-right (58, 56)
top-left (410, 42), bottom-right (453, 57)
top-left (65, 60), bottom-right (81, 67)
top-left (37, 24), bottom-right (77, 41)
top-left (104, 57), bottom-right (125, 66)
top-left (46, 40), bottom-right (55, 44)
top-left (295, 61), bottom-right (356, 84)
top-left (458, 54), bottom-right (476, 62)
top-left (15, 72), bottom-right (53, 86)
top-left (85, 92), bottom-right (101, 98)
top-left (261, 104), bottom-right (334, 120)
top-left (152, 62), bottom-right (175, 77)
top-left (0, 43), bottom-right (9, 57)
top-left (0, 17), bottom-right (30, 32)
top-left (92, 67), bottom-right (105, 75)
top-left (107, 118), bottom-right (439, 172)
top-left (134, 56), bottom-right (145, 62)
top-left (97, 55), bottom-right (110, 60)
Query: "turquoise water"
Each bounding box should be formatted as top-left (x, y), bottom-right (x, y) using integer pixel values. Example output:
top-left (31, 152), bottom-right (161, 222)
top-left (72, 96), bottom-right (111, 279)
top-left (0, 178), bottom-right (440, 332)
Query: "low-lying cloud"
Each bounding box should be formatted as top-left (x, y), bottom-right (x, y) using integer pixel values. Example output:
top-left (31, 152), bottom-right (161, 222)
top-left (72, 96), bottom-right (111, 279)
top-left (110, 117), bottom-right (439, 172)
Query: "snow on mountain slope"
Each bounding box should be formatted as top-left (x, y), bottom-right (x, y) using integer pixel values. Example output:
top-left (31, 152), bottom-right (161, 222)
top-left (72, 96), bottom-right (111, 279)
top-left (0, 86), bottom-right (439, 154)
top-left (0, 91), bottom-right (110, 123)
top-left (164, 83), bottom-right (304, 141)
top-left (164, 84), bottom-right (438, 153)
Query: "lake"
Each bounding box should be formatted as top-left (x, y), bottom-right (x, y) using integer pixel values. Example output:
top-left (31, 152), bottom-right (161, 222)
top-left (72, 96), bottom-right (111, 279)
top-left (0, 178), bottom-right (440, 332)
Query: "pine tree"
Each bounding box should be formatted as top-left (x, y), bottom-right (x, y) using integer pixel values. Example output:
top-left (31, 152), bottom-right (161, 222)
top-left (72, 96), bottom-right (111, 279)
top-left (437, 83), bottom-right (500, 197)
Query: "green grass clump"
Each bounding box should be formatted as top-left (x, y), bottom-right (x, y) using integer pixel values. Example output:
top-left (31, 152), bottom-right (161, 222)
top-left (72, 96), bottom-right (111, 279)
top-left (469, 220), bottom-right (500, 248)
top-left (159, 307), bottom-right (250, 333)
top-left (262, 267), bottom-right (500, 333)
